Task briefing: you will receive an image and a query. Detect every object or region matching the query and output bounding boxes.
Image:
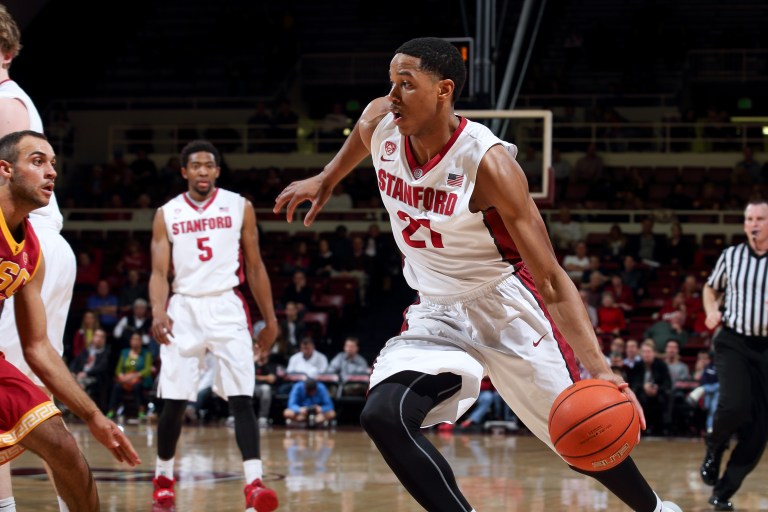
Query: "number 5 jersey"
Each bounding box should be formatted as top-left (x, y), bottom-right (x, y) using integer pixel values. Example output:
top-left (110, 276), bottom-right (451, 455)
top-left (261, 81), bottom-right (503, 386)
top-left (160, 189), bottom-right (245, 296)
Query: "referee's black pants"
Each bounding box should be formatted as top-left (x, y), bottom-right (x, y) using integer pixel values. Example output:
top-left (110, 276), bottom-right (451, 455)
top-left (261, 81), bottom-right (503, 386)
top-left (711, 328), bottom-right (768, 499)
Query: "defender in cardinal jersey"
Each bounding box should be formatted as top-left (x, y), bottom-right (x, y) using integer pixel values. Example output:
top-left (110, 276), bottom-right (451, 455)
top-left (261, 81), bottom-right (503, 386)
top-left (149, 140), bottom-right (279, 511)
top-left (275, 38), bottom-right (681, 512)
top-left (0, 131), bottom-right (139, 512)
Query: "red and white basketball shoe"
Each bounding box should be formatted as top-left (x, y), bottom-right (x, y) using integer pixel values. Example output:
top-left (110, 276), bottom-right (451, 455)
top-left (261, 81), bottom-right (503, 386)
top-left (152, 475), bottom-right (176, 509)
top-left (244, 478), bottom-right (278, 511)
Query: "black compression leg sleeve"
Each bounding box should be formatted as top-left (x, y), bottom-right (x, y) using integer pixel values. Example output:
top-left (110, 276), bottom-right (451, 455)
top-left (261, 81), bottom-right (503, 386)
top-left (360, 371), bottom-right (471, 512)
top-left (571, 457), bottom-right (658, 512)
top-left (157, 399), bottom-right (188, 460)
top-left (229, 395), bottom-right (260, 460)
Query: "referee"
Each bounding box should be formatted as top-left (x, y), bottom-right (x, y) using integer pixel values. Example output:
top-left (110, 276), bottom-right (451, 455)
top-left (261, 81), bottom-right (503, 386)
top-left (700, 199), bottom-right (768, 512)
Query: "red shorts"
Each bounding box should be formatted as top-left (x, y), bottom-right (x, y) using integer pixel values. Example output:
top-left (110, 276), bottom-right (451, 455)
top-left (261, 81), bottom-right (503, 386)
top-left (0, 353), bottom-right (61, 464)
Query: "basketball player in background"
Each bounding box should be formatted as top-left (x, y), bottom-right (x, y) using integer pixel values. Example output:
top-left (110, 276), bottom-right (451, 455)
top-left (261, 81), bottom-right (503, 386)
top-left (0, 130), bottom-right (140, 511)
top-left (149, 140), bottom-right (279, 511)
top-left (0, 6), bottom-right (78, 511)
top-left (275, 37), bottom-right (682, 512)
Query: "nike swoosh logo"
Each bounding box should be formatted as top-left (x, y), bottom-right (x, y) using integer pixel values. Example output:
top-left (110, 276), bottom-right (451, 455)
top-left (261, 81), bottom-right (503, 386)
top-left (380, 156), bottom-right (394, 161)
top-left (533, 333), bottom-right (546, 347)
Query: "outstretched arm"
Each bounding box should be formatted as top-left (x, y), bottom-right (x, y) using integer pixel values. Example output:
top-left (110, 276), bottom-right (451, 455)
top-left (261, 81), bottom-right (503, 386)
top-left (274, 97), bottom-right (390, 226)
top-left (17, 257), bottom-right (140, 466)
top-left (241, 200), bottom-right (278, 354)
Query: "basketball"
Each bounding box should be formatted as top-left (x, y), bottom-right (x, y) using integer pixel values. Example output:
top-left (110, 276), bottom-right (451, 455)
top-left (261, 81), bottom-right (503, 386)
top-left (548, 379), bottom-right (640, 472)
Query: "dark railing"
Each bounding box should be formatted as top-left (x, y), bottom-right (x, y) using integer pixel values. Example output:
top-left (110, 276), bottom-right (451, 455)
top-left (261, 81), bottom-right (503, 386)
top-left (107, 120), bottom-right (766, 157)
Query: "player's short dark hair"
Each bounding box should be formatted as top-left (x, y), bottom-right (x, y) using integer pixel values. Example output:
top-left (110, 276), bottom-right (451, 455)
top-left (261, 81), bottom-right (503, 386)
top-left (180, 139), bottom-right (220, 167)
top-left (0, 130), bottom-right (48, 163)
top-left (395, 37), bottom-right (466, 104)
top-left (304, 378), bottom-right (317, 392)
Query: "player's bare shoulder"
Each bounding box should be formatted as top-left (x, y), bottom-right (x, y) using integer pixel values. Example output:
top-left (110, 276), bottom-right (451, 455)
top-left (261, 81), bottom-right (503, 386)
top-left (357, 97), bottom-right (391, 145)
top-left (471, 144), bottom-right (527, 212)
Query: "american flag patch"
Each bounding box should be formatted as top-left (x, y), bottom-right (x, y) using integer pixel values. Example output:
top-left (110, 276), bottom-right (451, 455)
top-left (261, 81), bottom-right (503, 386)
top-left (447, 173), bottom-right (464, 187)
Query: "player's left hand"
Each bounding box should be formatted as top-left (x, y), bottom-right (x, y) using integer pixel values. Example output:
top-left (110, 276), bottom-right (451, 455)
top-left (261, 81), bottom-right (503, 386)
top-left (592, 371), bottom-right (647, 443)
top-left (255, 322), bottom-right (278, 354)
top-left (86, 412), bottom-right (141, 466)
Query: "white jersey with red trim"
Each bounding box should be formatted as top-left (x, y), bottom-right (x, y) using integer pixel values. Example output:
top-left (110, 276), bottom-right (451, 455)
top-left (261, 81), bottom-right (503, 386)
top-left (371, 113), bottom-right (521, 297)
top-left (0, 79), bottom-right (63, 232)
top-left (161, 188), bottom-right (245, 297)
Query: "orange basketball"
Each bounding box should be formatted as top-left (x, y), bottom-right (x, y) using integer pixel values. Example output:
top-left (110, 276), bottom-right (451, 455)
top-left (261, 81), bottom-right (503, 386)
top-left (548, 379), bottom-right (640, 472)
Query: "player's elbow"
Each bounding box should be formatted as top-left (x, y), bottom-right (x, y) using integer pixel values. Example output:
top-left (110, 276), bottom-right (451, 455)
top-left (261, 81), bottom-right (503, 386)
top-left (21, 341), bottom-right (46, 371)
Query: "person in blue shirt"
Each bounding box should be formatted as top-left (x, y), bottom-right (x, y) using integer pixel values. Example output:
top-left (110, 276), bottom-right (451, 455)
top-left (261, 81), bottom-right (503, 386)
top-left (283, 378), bottom-right (336, 427)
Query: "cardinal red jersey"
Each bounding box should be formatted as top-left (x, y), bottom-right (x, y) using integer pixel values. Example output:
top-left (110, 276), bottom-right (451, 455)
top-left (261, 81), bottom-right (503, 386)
top-left (0, 208), bottom-right (42, 305)
top-left (0, 207), bottom-right (58, 465)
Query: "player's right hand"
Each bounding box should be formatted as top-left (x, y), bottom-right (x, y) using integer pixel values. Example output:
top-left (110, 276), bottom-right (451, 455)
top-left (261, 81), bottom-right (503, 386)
top-left (592, 371), bottom-right (646, 444)
top-left (273, 175), bottom-right (332, 226)
top-left (152, 312), bottom-right (174, 345)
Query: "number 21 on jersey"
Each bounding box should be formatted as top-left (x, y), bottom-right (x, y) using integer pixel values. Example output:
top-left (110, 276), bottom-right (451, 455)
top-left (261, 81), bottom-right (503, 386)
top-left (397, 211), bottom-right (444, 249)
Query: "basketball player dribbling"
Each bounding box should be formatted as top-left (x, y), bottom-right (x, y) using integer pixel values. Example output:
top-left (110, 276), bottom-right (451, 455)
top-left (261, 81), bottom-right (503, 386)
top-left (275, 37), bottom-right (682, 512)
top-left (149, 140), bottom-right (278, 511)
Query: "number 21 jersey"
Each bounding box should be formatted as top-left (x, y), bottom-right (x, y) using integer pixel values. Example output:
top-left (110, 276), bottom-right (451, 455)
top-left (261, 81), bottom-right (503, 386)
top-left (371, 113), bottom-right (521, 297)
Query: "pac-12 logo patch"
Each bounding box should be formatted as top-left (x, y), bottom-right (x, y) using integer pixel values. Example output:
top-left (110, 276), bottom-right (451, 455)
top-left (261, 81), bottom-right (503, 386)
top-left (384, 141), bottom-right (397, 155)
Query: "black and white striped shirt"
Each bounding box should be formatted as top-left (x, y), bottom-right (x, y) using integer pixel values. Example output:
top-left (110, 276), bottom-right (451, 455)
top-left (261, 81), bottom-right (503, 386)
top-left (707, 243), bottom-right (768, 337)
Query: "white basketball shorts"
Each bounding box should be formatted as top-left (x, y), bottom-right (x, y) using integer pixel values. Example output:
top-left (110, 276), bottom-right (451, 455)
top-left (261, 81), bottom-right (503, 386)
top-left (157, 290), bottom-right (255, 401)
top-left (369, 268), bottom-right (580, 450)
top-left (0, 229), bottom-right (76, 386)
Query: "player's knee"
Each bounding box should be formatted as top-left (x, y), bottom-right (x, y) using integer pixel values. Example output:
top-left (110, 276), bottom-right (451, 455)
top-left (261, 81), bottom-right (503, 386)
top-left (32, 418), bottom-right (82, 464)
top-left (160, 399), bottom-right (189, 420)
top-left (229, 395), bottom-right (253, 415)
top-left (360, 400), bottom-right (400, 438)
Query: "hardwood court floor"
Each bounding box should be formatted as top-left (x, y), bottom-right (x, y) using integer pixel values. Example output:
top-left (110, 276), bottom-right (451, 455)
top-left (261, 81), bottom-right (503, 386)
top-left (7, 422), bottom-right (768, 511)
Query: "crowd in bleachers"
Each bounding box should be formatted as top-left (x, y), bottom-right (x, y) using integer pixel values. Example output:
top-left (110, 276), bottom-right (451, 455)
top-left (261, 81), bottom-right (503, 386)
top-left (553, 210), bottom-right (728, 437)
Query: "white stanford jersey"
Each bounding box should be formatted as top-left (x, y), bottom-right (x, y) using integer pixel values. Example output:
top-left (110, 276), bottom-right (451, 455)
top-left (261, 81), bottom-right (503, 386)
top-left (371, 114), bottom-right (521, 296)
top-left (0, 79), bottom-right (63, 232)
top-left (161, 188), bottom-right (245, 296)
